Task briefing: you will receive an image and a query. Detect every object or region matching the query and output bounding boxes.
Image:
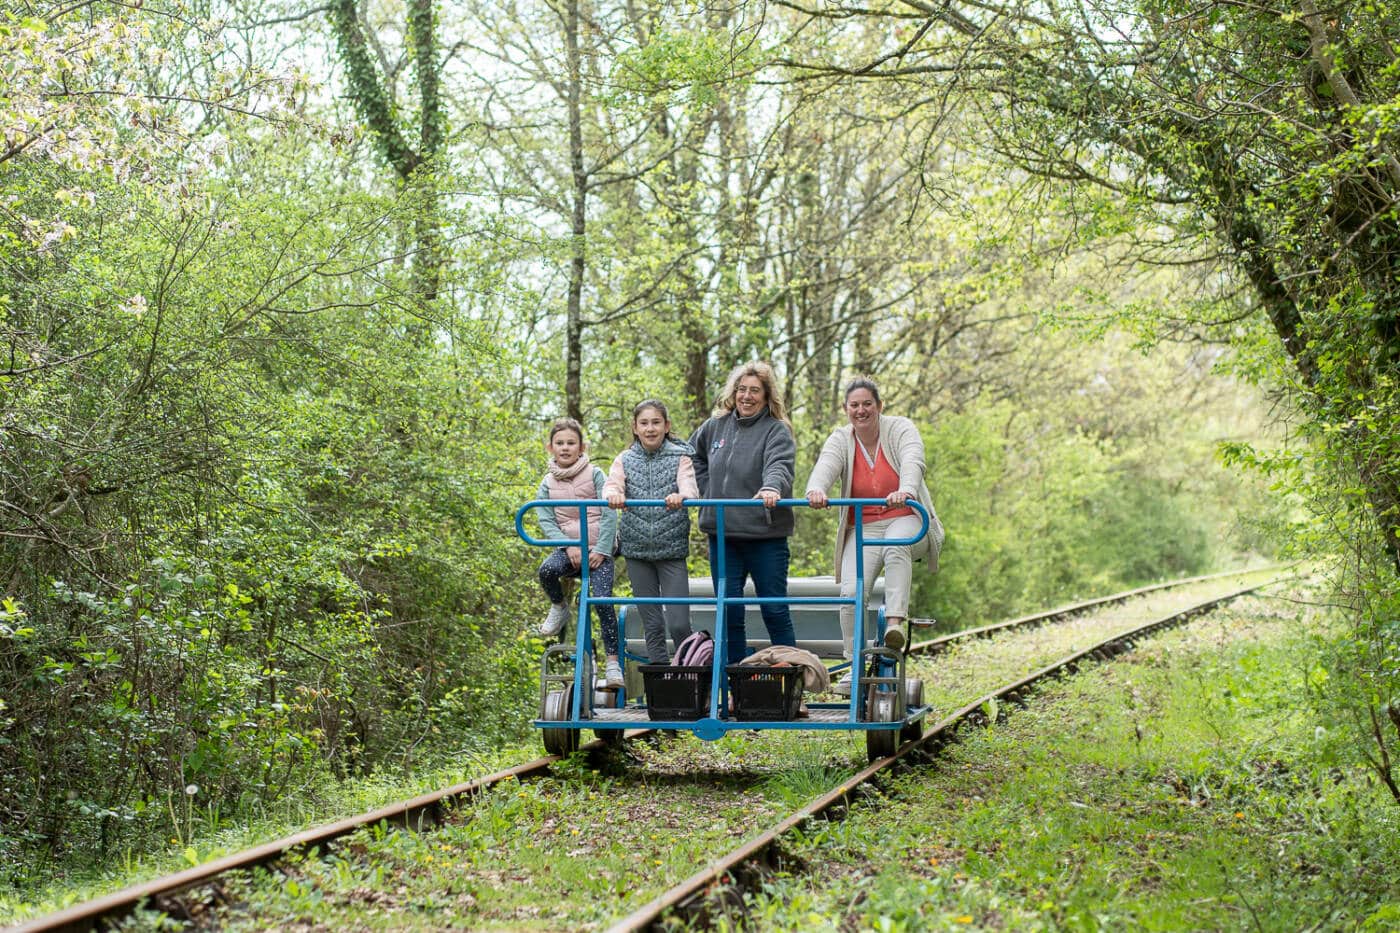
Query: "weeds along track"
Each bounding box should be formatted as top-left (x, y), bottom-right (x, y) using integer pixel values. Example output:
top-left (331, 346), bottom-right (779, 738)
top-left (11, 569), bottom-right (1280, 932)
top-left (613, 574), bottom-right (1283, 931)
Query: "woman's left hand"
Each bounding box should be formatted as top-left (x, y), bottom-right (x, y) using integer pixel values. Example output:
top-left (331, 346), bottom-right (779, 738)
top-left (886, 490), bottom-right (909, 507)
top-left (756, 489), bottom-right (780, 508)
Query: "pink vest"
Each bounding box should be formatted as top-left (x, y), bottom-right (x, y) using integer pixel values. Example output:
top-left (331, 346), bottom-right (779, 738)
top-left (545, 467), bottom-right (604, 547)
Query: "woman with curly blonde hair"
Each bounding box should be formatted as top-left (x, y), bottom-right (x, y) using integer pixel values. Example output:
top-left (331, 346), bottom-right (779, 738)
top-left (688, 361), bottom-right (798, 664)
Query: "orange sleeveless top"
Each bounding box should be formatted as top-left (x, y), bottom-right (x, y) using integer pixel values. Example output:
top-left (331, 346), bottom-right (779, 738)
top-left (848, 443), bottom-right (916, 525)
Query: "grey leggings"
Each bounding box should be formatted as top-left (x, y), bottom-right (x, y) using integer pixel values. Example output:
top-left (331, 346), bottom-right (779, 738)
top-left (626, 557), bottom-right (692, 663)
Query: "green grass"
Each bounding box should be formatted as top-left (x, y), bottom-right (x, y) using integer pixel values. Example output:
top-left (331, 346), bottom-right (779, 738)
top-left (8, 572), bottom-right (1313, 929)
top-left (0, 743), bottom-right (545, 925)
top-left (733, 596), bottom-right (1400, 931)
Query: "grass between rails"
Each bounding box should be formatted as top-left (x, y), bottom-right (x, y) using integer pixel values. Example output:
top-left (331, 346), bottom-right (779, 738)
top-left (126, 573), bottom-right (1283, 930)
top-left (184, 737), bottom-right (863, 931)
top-left (4, 570), bottom-right (1283, 928)
top-left (732, 592), bottom-right (1400, 931)
top-left (907, 570), bottom-right (1282, 717)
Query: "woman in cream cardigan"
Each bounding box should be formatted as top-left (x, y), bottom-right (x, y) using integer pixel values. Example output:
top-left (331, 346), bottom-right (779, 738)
top-left (805, 378), bottom-right (944, 693)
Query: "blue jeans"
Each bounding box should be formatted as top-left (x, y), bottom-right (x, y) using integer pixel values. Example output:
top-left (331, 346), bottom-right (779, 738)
top-left (708, 536), bottom-right (796, 665)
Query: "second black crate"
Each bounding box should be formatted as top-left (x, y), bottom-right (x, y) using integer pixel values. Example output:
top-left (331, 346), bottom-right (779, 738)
top-left (726, 664), bottom-right (804, 721)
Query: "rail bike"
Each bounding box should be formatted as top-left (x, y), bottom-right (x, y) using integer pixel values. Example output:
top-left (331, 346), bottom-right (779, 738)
top-left (513, 497), bottom-right (932, 762)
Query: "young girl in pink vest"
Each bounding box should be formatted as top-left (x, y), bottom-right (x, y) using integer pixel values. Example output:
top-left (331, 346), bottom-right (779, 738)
top-left (534, 418), bottom-right (622, 687)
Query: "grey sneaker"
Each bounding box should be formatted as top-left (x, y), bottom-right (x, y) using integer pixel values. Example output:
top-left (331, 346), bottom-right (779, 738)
top-left (883, 621), bottom-right (906, 652)
top-left (539, 603), bottom-right (569, 637)
top-left (832, 671), bottom-right (853, 696)
top-left (604, 659), bottom-right (624, 688)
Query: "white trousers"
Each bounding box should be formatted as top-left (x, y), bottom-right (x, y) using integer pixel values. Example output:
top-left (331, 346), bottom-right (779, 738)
top-left (839, 513), bottom-right (923, 658)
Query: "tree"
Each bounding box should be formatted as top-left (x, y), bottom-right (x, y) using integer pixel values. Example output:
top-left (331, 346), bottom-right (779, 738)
top-left (329, 0), bottom-right (447, 308)
top-left (782, 0), bottom-right (1400, 796)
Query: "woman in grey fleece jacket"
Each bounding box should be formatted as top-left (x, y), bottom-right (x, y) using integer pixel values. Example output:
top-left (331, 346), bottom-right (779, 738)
top-left (688, 361), bottom-right (799, 665)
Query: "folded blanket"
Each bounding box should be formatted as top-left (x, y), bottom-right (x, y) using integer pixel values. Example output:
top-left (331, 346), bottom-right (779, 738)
top-left (738, 645), bottom-right (831, 692)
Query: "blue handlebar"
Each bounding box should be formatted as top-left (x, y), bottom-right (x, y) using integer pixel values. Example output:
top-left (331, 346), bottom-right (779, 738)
top-left (514, 497), bottom-right (929, 547)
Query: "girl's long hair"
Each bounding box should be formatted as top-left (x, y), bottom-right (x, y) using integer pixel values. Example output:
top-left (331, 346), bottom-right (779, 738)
top-left (713, 360), bottom-right (790, 427)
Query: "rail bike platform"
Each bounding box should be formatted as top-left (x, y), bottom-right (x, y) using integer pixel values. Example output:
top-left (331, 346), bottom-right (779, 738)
top-left (514, 497), bottom-right (932, 761)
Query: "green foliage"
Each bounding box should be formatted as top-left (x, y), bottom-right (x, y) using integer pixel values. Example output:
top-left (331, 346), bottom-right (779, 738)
top-left (0, 120), bottom-right (546, 881)
top-left (1, 0), bottom-right (1292, 904)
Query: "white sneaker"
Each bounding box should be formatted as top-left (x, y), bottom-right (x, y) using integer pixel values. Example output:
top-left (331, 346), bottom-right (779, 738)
top-left (539, 603), bottom-right (569, 637)
top-left (604, 659), bottom-right (624, 688)
top-left (883, 621), bottom-right (906, 652)
top-left (832, 671), bottom-right (853, 696)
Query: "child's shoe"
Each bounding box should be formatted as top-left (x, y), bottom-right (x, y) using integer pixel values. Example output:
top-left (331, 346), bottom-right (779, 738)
top-left (832, 671), bottom-right (853, 696)
top-left (539, 603), bottom-right (569, 637)
top-left (604, 659), bottom-right (624, 688)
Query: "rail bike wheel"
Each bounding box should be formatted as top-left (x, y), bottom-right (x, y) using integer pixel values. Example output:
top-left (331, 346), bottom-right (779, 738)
top-left (900, 678), bottom-right (925, 745)
top-left (542, 686), bottom-right (581, 757)
top-left (592, 687), bottom-right (624, 747)
top-left (865, 688), bottom-right (899, 762)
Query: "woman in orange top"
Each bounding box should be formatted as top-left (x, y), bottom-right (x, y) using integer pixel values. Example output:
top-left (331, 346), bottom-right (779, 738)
top-left (804, 378), bottom-right (944, 693)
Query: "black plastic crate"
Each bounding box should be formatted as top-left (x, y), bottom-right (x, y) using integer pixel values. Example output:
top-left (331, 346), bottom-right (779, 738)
top-left (639, 664), bottom-right (713, 721)
top-left (726, 664), bottom-right (804, 721)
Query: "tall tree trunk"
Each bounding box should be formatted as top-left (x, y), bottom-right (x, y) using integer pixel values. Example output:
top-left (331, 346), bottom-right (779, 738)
top-left (408, 0), bottom-right (444, 307)
top-left (329, 0), bottom-right (444, 316)
top-left (563, 0), bottom-right (586, 422)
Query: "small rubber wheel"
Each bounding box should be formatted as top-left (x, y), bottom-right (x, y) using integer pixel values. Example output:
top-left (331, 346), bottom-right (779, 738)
top-left (865, 689), bottom-right (899, 761)
top-left (593, 688), bottom-right (624, 747)
top-left (542, 686), bottom-right (580, 757)
top-left (900, 678), bottom-right (924, 745)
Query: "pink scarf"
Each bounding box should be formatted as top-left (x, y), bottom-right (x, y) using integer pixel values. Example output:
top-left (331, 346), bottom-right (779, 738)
top-left (548, 453), bottom-right (592, 481)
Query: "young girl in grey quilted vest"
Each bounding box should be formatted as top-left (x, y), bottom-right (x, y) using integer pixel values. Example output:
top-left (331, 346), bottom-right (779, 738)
top-left (604, 399), bottom-right (699, 663)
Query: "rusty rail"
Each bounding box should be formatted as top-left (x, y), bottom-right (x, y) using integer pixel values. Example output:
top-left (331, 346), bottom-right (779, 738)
top-left (9, 569), bottom-right (1274, 932)
top-left (608, 581), bottom-right (1270, 931)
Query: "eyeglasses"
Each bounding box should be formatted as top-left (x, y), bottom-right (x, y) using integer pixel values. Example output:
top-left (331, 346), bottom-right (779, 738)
top-left (735, 386), bottom-right (765, 396)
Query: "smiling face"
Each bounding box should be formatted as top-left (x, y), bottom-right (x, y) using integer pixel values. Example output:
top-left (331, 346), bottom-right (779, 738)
top-left (733, 375), bottom-right (768, 418)
top-left (633, 406), bottom-right (670, 451)
top-left (844, 387), bottom-right (881, 432)
top-left (548, 427), bottom-right (583, 467)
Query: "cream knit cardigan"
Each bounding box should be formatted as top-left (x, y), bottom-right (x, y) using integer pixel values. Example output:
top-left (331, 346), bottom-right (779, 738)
top-left (803, 414), bottom-right (945, 582)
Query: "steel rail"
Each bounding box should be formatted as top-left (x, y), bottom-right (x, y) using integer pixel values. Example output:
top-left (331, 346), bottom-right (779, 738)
top-left (608, 580), bottom-right (1273, 932)
top-left (907, 565), bottom-right (1278, 656)
top-left (6, 745), bottom-right (632, 933)
top-left (9, 568), bottom-right (1272, 933)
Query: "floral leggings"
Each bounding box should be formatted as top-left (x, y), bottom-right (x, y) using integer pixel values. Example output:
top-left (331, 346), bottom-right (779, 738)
top-left (537, 548), bottom-right (619, 657)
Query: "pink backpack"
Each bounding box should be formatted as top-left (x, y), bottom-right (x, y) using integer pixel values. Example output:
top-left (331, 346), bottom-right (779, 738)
top-left (673, 630), bottom-right (714, 667)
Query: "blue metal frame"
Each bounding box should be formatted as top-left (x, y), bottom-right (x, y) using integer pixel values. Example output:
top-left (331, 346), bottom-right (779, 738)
top-left (515, 497), bottom-right (929, 738)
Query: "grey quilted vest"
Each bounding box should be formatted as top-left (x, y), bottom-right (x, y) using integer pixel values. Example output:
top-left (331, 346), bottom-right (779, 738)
top-left (618, 439), bottom-right (693, 561)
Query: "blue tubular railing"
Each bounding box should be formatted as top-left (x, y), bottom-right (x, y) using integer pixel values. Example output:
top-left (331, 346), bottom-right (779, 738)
top-left (515, 498), bottom-right (930, 729)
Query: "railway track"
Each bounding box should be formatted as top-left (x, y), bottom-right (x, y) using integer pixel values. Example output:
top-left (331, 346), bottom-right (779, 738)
top-left (9, 568), bottom-right (1280, 932)
top-left (611, 579), bottom-right (1277, 931)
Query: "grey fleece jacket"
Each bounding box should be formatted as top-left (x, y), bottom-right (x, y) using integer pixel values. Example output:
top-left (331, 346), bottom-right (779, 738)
top-left (688, 406), bottom-right (796, 539)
